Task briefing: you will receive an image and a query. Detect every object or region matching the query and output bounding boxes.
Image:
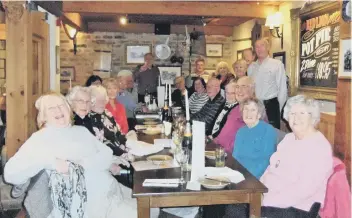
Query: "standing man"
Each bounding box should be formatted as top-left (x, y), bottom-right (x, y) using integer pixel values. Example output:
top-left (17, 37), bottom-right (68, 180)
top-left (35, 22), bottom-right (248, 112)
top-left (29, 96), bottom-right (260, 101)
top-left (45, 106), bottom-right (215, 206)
top-left (248, 38), bottom-right (287, 129)
top-left (243, 48), bottom-right (256, 66)
top-left (133, 53), bottom-right (159, 103)
top-left (185, 57), bottom-right (209, 89)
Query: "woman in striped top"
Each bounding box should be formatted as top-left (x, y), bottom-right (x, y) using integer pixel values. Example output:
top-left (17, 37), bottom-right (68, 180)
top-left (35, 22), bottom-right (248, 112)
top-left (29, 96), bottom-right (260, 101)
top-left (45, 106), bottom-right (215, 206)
top-left (189, 77), bottom-right (208, 114)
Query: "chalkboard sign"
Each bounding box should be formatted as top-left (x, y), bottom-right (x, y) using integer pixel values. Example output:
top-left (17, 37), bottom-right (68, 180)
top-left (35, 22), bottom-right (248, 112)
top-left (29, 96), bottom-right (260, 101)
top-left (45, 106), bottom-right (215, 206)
top-left (299, 6), bottom-right (340, 88)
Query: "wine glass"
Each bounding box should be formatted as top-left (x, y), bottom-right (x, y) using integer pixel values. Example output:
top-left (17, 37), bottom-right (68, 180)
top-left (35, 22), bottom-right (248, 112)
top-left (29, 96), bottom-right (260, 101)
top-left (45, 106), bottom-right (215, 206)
top-left (174, 147), bottom-right (189, 184)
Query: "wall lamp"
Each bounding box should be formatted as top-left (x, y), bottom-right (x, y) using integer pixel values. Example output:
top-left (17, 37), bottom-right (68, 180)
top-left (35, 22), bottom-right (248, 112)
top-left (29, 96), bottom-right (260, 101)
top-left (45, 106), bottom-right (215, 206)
top-left (62, 22), bottom-right (78, 55)
top-left (265, 12), bottom-right (284, 49)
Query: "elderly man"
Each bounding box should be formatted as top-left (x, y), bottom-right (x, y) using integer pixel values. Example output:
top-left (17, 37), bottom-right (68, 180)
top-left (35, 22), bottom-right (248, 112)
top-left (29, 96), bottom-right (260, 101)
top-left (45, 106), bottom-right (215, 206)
top-left (171, 76), bottom-right (191, 109)
top-left (191, 77), bottom-right (225, 135)
top-left (185, 57), bottom-right (210, 90)
top-left (248, 38), bottom-right (287, 129)
top-left (133, 53), bottom-right (160, 103)
top-left (212, 76), bottom-right (256, 153)
top-left (117, 70), bottom-right (141, 130)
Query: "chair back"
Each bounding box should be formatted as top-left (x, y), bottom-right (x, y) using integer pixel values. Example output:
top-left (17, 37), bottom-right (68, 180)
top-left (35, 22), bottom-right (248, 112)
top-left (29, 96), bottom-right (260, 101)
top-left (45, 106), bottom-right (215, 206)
top-left (319, 157), bottom-right (351, 218)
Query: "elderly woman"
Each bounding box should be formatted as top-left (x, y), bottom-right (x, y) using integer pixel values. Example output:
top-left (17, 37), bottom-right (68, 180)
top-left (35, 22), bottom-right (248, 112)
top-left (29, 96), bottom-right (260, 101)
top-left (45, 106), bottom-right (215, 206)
top-left (209, 79), bottom-right (238, 139)
top-left (232, 59), bottom-right (248, 78)
top-left (189, 77), bottom-right (208, 114)
top-left (232, 98), bottom-right (276, 179)
top-left (214, 61), bottom-right (234, 97)
top-left (224, 95), bottom-right (333, 217)
top-left (4, 92), bottom-right (136, 217)
top-left (212, 76), bottom-right (255, 153)
top-left (104, 78), bottom-right (129, 134)
top-left (171, 76), bottom-right (191, 109)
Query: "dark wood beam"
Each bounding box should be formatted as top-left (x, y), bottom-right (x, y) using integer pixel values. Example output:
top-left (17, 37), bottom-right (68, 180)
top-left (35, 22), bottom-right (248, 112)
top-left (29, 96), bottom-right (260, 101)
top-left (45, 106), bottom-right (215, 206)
top-left (87, 22), bottom-right (233, 36)
top-left (63, 1), bottom-right (278, 19)
top-left (35, 1), bottom-right (82, 30)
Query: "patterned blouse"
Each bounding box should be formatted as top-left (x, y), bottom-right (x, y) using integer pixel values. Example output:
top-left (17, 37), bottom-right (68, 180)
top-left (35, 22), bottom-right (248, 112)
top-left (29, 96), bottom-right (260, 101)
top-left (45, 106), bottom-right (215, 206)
top-left (211, 101), bottom-right (238, 138)
top-left (73, 110), bottom-right (128, 159)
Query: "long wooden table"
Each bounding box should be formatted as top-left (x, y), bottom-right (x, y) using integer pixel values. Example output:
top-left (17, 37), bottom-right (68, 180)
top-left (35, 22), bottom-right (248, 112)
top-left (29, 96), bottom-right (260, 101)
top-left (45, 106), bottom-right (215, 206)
top-left (133, 133), bottom-right (268, 218)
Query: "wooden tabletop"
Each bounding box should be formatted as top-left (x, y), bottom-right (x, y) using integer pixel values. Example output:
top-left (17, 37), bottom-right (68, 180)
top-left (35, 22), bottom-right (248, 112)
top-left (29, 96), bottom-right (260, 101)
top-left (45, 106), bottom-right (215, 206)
top-left (133, 133), bottom-right (268, 198)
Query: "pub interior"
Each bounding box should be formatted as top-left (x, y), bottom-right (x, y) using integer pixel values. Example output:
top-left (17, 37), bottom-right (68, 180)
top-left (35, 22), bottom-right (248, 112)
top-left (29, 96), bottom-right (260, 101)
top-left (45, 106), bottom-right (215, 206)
top-left (0, 1), bottom-right (350, 218)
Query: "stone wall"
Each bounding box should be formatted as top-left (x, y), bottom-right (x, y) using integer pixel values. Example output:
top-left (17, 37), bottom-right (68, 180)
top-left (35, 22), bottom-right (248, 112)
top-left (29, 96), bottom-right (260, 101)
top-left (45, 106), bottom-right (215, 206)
top-left (60, 29), bottom-right (233, 93)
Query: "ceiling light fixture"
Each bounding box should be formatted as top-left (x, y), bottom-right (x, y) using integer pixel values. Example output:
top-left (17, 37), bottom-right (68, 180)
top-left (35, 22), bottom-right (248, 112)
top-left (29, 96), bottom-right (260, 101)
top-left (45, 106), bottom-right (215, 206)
top-left (120, 16), bottom-right (127, 25)
top-left (265, 12), bottom-right (284, 49)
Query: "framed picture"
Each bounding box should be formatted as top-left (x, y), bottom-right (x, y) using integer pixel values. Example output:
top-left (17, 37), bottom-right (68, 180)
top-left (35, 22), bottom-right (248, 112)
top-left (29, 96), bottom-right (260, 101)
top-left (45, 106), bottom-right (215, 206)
top-left (273, 52), bottom-right (286, 69)
top-left (60, 66), bottom-right (75, 81)
top-left (339, 39), bottom-right (352, 79)
top-left (125, 45), bottom-right (151, 64)
top-left (158, 66), bottom-right (182, 85)
top-left (342, 0), bottom-right (351, 22)
top-left (206, 44), bottom-right (223, 57)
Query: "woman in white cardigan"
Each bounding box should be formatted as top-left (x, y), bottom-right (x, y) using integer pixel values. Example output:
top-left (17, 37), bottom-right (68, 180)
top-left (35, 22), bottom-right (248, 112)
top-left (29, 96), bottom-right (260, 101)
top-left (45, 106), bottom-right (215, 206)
top-left (4, 91), bottom-right (136, 218)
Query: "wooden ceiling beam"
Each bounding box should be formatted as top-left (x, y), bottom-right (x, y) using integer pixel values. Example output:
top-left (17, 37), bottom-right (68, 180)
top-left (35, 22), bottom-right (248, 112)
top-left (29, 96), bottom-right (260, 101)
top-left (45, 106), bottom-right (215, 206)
top-left (87, 22), bottom-right (234, 36)
top-left (63, 2), bottom-right (278, 19)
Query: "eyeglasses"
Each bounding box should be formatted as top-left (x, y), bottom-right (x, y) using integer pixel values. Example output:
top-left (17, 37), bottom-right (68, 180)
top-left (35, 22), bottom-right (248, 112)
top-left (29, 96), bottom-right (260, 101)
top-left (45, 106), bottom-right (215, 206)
top-left (74, 99), bottom-right (91, 105)
top-left (235, 85), bottom-right (249, 90)
top-left (288, 111), bottom-right (311, 118)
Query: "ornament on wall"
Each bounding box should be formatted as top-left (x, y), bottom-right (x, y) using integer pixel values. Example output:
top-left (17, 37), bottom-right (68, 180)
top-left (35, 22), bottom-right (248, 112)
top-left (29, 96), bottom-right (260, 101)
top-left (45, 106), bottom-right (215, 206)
top-left (2, 1), bottom-right (24, 24)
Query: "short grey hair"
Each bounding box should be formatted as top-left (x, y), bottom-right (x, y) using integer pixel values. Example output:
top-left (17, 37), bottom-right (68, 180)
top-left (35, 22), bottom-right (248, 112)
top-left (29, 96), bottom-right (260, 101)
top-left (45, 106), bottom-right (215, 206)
top-left (89, 85), bottom-right (109, 105)
top-left (240, 98), bottom-right (266, 120)
top-left (117, 70), bottom-right (133, 77)
top-left (283, 95), bottom-right (320, 127)
top-left (66, 86), bottom-right (91, 106)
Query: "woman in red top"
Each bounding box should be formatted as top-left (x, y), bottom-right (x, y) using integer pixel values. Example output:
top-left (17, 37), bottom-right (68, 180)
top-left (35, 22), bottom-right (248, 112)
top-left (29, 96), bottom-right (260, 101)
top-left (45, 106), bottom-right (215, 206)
top-left (103, 78), bottom-right (129, 134)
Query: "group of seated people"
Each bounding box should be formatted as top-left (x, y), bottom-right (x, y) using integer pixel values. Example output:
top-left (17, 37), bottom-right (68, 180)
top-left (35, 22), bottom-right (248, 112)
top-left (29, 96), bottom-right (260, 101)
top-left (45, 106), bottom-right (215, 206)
top-left (2, 56), bottom-right (345, 217)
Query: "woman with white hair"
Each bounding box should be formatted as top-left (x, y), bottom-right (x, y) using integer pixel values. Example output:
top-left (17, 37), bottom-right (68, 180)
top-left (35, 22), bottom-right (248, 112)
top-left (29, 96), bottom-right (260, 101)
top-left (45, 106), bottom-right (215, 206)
top-left (4, 91), bottom-right (136, 217)
top-left (224, 95), bottom-right (333, 217)
top-left (214, 61), bottom-right (235, 97)
top-left (232, 98), bottom-right (276, 179)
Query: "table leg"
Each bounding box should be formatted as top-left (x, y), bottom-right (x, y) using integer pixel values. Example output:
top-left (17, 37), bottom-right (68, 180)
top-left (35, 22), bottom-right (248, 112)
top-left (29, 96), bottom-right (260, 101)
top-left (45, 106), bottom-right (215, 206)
top-left (249, 193), bottom-right (261, 218)
top-left (137, 197), bottom-right (150, 218)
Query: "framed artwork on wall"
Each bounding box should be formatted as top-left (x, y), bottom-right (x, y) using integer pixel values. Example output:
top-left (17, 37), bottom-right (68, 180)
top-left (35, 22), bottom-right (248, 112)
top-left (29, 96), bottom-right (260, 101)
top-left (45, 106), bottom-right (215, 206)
top-left (273, 52), bottom-right (286, 69)
top-left (158, 66), bottom-right (182, 85)
top-left (339, 39), bottom-right (352, 79)
top-left (206, 44), bottom-right (223, 57)
top-left (60, 66), bottom-right (75, 81)
top-left (125, 45), bottom-right (151, 64)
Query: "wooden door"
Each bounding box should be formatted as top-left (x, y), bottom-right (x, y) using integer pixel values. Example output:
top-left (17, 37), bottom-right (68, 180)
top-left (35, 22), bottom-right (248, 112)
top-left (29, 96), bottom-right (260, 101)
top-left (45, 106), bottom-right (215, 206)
top-left (5, 2), bottom-right (50, 158)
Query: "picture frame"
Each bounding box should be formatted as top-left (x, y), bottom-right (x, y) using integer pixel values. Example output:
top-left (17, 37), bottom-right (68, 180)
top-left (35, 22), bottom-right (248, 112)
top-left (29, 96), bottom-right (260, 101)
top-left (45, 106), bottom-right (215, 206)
top-left (273, 52), bottom-right (286, 69)
top-left (339, 39), bottom-right (352, 79)
top-left (206, 44), bottom-right (223, 57)
top-left (158, 66), bottom-right (182, 85)
top-left (125, 45), bottom-right (151, 64)
top-left (60, 66), bottom-right (75, 81)
top-left (342, 0), bottom-right (351, 22)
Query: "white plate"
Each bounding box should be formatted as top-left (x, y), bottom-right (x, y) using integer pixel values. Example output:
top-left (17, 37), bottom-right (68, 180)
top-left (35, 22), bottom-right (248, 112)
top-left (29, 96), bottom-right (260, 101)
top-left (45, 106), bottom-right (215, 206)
top-left (198, 176), bottom-right (230, 189)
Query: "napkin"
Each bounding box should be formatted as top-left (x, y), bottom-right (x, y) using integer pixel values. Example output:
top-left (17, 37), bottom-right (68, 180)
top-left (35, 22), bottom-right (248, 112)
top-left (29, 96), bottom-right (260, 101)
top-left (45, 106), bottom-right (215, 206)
top-left (126, 139), bottom-right (164, 156)
top-left (143, 179), bottom-right (180, 187)
top-left (154, 139), bottom-right (175, 148)
top-left (203, 167), bottom-right (245, 183)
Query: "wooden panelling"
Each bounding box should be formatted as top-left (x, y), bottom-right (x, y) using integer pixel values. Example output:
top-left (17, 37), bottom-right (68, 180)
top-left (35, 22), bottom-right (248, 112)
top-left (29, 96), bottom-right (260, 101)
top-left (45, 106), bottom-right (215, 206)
top-left (63, 2), bottom-right (278, 18)
top-left (317, 112), bottom-right (336, 146)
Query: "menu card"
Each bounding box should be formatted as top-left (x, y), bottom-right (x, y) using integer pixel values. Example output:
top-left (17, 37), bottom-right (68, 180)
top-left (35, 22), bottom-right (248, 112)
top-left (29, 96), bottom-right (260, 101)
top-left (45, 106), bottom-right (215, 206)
top-left (190, 121), bottom-right (205, 182)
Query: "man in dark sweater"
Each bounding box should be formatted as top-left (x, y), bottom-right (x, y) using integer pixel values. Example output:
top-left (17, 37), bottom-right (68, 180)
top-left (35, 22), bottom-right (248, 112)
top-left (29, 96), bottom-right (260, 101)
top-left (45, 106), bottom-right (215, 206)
top-left (191, 77), bottom-right (225, 135)
top-left (133, 53), bottom-right (160, 103)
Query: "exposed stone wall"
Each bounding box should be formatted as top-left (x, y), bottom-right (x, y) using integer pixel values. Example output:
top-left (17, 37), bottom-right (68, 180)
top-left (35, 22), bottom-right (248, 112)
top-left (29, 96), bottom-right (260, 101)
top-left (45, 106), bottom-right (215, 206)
top-left (60, 29), bottom-right (233, 93)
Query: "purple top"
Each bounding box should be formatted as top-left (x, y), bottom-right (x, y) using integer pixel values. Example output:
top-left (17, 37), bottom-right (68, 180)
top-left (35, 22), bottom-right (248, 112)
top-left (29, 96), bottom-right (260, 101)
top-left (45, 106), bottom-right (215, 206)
top-left (213, 106), bottom-right (245, 153)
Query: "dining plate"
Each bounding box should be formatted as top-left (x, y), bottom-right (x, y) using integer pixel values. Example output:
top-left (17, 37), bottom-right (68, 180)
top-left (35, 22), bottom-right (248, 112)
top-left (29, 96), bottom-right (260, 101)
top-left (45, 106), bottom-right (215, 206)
top-left (143, 121), bottom-right (159, 125)
top-left (198, 176), bottom-right (230, 189)
top-left (147, 155), bottom-right (173, 165)
top-left (143, 128), bottom-right (161, 135)
top-left (204, 151), bottom-right (227, 160)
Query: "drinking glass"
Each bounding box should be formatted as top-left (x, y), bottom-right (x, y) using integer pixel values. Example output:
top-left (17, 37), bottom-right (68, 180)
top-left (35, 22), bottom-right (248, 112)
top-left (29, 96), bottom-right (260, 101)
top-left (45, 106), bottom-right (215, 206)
top-left (215, 147), bottom-right (225, 167)
top-left (174, 147), bottom-right (189, 184)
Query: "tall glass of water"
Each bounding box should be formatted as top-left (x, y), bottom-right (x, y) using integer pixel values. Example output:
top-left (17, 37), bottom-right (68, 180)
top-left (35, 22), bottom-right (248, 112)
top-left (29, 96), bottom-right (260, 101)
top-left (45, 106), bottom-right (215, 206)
top-left (175, 147), bottom-right (189, 184)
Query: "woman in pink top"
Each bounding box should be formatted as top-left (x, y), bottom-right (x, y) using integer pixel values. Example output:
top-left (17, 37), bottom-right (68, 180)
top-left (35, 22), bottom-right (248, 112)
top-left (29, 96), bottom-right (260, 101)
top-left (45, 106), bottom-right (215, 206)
top-left (222, 95), bottom-right (333, 217)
